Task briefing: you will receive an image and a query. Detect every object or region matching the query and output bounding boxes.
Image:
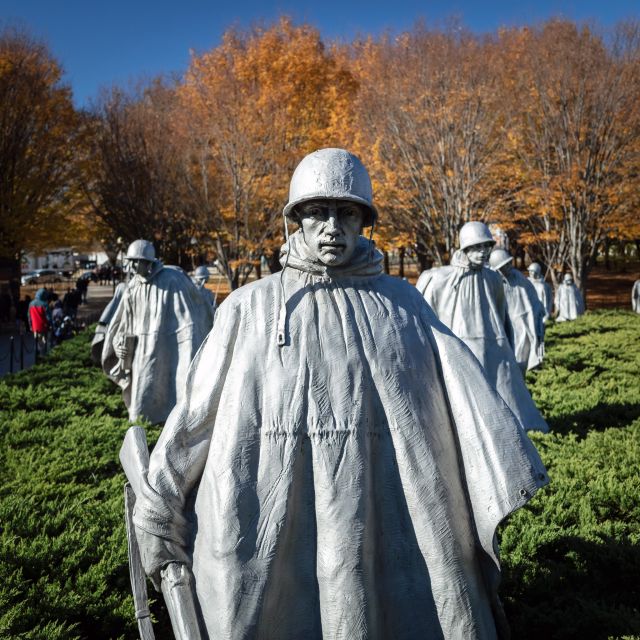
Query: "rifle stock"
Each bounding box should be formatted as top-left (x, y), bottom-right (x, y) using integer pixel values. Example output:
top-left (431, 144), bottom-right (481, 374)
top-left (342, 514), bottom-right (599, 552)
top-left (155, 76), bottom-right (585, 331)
top-left (119, 426), bottom-right (206, 639)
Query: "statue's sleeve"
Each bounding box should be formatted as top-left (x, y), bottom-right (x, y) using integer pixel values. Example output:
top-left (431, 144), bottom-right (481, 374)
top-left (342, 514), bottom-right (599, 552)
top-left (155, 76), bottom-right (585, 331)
top-left (101, 290), bottom-right (128, 383)
top-left (493, 272), bottom-right (515, 348)
top-left (132, 300), bottom-right (241, 547)
top-left (419, 303), bottom-right (548, 607)
top-left (415, 269), bottom-right (434, 297)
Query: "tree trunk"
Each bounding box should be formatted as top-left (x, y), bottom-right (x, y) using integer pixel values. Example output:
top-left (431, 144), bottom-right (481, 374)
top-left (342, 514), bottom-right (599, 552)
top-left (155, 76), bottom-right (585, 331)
top-left (414, 242), bottom-right (432, 272)
top-left (383, 251), bottom-right (390, 274)
top-left (399, 247), bottom-right (406, 279)
top-left (268, 249), bottom-right (282, 274)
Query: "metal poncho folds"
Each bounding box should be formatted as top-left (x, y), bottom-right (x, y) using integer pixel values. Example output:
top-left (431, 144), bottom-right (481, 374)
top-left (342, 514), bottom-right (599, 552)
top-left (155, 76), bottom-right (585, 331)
top-left (417, 250), bottom-right (549, 433)
top-left (132, 234), bottom-right (548, 639)
top-left (102, 262), bottom-right (213, 424)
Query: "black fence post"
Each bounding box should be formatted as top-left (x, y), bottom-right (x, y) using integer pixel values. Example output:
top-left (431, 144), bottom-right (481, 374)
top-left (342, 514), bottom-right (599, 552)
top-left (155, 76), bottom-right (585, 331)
top-left (9, 336), bottom-right (14, 374)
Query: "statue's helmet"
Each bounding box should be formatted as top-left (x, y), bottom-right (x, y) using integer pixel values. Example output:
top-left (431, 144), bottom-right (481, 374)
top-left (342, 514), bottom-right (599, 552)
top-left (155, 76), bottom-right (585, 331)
top-left (194, 265), bottom-right (209, 280)
top-left (528, 262), bottom-right (542, 276)
top-left (489, 248), bottom-right (513, 270)
top-left (125, 239), bottom-right (156, 262)
top-left (459, 221), bottom-right (495, 250)
top-left (283, 148), bottom-right (377, 227)
top-left (563, 273), bottom-right (573, 284)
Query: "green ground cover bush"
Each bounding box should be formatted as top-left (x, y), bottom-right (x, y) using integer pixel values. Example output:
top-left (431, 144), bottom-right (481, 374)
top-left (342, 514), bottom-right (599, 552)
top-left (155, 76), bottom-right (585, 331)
top-left (0, 311), bottom-right (638, 639)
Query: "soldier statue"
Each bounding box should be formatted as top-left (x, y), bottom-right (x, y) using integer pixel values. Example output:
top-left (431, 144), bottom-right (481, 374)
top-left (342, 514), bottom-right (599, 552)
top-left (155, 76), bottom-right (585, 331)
top-left (416, 222), bottom-right (548, 432)
top-left (123, 150), bottom-right (548, 639)
top-left (102, 240), bottom-right (213, 424)
top-left (192, 265), bottom-right (217, 313)
top-left (555, 273), bottom-right (585, 322)
top-left (527, 262), bottom-right (552, 322)
top-left (489, 249), bottom-right (545, 373)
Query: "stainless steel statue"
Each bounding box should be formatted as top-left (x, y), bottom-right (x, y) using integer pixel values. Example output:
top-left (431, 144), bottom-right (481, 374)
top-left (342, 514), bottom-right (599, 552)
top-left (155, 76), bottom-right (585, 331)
top-left (90, 270), bottom-right (129, 364)
top-left (632, 279), bottom-right (640, 313)
top-left (527, 262), bottom-right (552, 322)
top-left (554, 273), bottom-right (585, 322)
top-left (416, 222), bottom-right (549, 432)
top-left (102, 240), bottom-right (214, 424)
top-left (192, 265), bottom-right (217, 313)
top-left (489, 249), bottom-right (545, 373)
top-left (128, 150), bottom-right (548, 639)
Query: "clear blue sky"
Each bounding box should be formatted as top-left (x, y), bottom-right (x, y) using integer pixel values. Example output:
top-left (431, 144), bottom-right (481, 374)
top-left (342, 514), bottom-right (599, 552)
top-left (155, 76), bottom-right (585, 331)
top-left (2, 0), bottom-right (638, 108)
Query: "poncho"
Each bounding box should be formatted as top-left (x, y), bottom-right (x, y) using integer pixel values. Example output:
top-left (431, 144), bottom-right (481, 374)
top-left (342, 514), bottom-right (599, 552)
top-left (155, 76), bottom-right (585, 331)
top-left (194, 281), bottom-right (217, 314)
top-left (416, 251), bottom-right (548, 433)
top-left (102, 262), bottom-right (213, 423)
top-left (133, 233), bottom-right (548, 639)
top-left (554, 283), bottom-right (585, 322)
top-left (528, 276), bottom-right (552, 322)
top-left (498, 269), bottom-right (545, 373)
top-left (90, 281), bottom-right (126, 364)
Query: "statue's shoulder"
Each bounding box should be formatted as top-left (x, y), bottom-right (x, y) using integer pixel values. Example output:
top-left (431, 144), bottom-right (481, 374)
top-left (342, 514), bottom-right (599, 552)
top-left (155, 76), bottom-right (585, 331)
top-left (417, 265), bottom-right (454, 286)
top-left (377, 273), bottom-right (424, 302)
top-left (509, 268), bottom-right (530, 288)
top-left (219, 274), bottom-right (280, 313)
top-left (482, 265), bottom-right (503, 285)
top-left (154, 265), bottom-right (191, 286)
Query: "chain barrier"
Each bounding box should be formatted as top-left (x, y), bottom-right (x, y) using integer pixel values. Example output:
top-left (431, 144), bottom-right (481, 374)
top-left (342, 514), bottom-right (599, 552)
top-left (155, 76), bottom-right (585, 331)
top-left (0, 333), bottom-right (38, 374)
top-left (22, 335), bottom-right (35, 355)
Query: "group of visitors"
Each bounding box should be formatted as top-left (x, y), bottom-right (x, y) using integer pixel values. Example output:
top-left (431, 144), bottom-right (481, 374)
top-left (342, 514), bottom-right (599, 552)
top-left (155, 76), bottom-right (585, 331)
top-left (23, 287), bottom-right (80, 355)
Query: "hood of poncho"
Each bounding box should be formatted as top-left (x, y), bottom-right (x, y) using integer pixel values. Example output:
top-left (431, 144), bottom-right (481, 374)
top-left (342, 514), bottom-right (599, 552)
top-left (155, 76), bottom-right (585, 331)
top-left (279, 230), bottom-right (383, 278)
top-left (31, 288), bottom-right (48, 306)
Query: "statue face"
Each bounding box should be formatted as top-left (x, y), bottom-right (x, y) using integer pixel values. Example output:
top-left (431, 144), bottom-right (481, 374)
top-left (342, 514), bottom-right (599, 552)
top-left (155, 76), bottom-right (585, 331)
top-left (499, 262), bottom-right (513, 276)
top-left (298, 199), bottom-right (364, 267)
top-left (128, 258), bottom-right (154, 279)
top-left (464, 242), bottom-right (493, 268)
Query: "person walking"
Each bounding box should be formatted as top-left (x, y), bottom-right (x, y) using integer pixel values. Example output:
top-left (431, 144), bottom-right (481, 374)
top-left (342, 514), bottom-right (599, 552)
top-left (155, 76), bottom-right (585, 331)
top-left (28, 288), bottom-right (51, 356)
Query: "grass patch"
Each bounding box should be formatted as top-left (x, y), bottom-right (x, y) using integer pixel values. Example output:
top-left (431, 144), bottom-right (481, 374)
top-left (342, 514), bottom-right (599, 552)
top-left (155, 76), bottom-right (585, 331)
top-left (0, 311), bottom-right (638, 638)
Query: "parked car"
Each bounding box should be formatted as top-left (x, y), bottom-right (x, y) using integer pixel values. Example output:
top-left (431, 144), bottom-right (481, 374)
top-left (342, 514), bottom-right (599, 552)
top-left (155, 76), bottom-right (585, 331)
top-left (21, 269), bottom-right (63, 286)
top-left (77, 270), bottom-right (97, 282)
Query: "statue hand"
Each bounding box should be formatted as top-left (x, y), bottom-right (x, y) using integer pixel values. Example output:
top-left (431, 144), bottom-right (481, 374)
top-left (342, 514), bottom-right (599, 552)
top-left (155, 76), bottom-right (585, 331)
top-left (115, 343), bottom-right (129, 361)
top-left (134, 526), bottom-right (190, 592)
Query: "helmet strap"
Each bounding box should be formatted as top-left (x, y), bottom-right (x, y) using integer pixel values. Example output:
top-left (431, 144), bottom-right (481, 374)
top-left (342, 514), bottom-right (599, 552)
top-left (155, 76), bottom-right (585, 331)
top-left (277, 211), bottom-right (292, 347)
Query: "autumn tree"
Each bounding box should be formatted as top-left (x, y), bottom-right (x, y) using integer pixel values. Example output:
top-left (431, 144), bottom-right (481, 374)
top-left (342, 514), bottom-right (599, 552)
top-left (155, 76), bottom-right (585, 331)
top-left (496, 21), bottom-right (640, 294)
top-left (0, 28), bottom-right (82, 284)
top-left (179, 18), bottom-right (356, 289)
top-left (82, 81), bottom-right (199, 268)
top-left (348, 25), bottom-right (505, 270)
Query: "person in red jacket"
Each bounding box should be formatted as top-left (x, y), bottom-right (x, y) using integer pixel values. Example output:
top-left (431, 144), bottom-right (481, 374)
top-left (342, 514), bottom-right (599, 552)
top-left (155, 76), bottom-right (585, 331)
top-left (28, 288), bottom-right (51, 355)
